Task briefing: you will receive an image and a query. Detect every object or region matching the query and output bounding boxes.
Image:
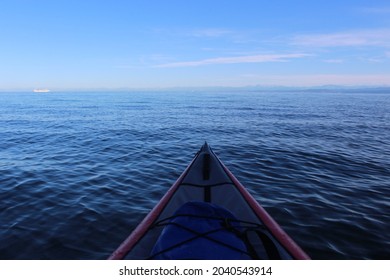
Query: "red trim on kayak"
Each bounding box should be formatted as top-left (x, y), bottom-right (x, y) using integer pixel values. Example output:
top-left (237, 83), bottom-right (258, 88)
top-left (218, 159), bottom-right (310, 260)
top-left (108, 154), bottom-right (198, 260)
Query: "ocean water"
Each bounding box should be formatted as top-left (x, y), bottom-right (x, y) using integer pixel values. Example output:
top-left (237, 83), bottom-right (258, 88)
top-left (0, 90), bottom-right (389, 260)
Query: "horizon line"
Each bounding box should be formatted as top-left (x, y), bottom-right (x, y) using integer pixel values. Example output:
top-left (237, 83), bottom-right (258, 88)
top-left (2, 84), bottom-right (390, 92)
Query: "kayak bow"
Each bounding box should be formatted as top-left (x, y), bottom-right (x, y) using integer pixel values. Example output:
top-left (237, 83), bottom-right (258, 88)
top-left (109, 143), bottom-right (309, 260)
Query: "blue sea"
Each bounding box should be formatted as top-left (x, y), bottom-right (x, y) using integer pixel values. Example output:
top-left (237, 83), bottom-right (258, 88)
top-left (0, 90), bottom-right (389, 260)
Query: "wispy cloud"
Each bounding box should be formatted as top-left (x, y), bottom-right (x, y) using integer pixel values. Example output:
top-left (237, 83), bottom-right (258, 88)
top-left (359, 7), bottom-right (390, 14)
top-left (191, 28), bottom-right (233, 38)
top-left (322, 59), bottom-right (344, 64)
top-left (155, 53), bottom-right (310, 68)
top-left (292, 29), bottom-right (390, 47)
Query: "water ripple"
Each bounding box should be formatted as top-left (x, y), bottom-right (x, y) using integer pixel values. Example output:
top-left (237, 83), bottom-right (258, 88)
top-left (0, 91), bottom-right (389, 259)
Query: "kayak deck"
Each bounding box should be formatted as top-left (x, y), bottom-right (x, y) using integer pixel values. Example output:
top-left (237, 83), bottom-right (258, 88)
top-left (109, 143), bottom-right (309, 260)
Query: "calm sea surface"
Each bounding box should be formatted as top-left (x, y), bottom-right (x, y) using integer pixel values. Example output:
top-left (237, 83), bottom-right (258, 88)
top-left (0, 90), bottom-right (389, 259)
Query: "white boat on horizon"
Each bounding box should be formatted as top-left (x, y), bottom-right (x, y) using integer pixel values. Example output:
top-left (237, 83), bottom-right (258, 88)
top-left (33, 89), bottom-right (50, 93)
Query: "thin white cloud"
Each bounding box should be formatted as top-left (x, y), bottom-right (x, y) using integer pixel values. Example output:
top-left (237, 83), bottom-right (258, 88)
top-left (365, 58), bottom-right (384, 63)
top-left (155, 53), bottom-right (310, 68)
top-left (191, 28), bottom-right (233, 38)
top-left (359, 7), bottom-right (390, 14)
top-left (292, 29), bottom-right (390, 47)
top-left (323, 59), bottom-right (344, 64)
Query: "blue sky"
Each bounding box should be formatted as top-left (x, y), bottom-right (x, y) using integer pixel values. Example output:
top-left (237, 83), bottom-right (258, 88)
top-left (1, 0), bottom-right (390, 89)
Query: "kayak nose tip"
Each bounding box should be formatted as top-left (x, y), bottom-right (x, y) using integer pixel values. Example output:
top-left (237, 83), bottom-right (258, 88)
top-left (201, 141), bottom-right (210, 151)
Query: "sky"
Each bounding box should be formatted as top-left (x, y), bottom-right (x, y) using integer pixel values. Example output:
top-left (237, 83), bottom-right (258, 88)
top-left (1, 0), bottom-right (390, 90)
